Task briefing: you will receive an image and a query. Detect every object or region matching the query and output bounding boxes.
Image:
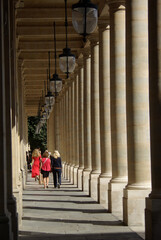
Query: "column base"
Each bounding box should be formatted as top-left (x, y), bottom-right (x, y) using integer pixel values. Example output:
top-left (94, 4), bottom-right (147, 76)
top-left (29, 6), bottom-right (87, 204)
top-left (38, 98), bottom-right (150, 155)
top-left (78, 168), bottom-right (84, 190)
top-left (90, 172), bottom-right (100, 201)
top-left (98, 174), bottom-right (111, 209)
top-left (68, 165), bottom-right (71, 181)
top-left (145, 196), bottom-right (161, 240)
top-left (123, 186), bottom-right (150, 226)
top-left (63, 163), bottom-right (67, 179)
top-left (0, 215), bottom-right (13, 240)
top-left (13, 186), bottom-right (22, 226)
top-left (7, 196), bottom-right (18, 240)
top-left (83, 169), bottom-right (91, 195)
top-left (64, 163), bottom-right (69, 180)
top-left (108, 179), bottom-right (127, 218)
top-left (21, 168), bottom-right (26, 190)
top-left (74, 166), bottom-right (78, 186)
top-left (70, 165), bottom-right (74, 184)
top-left (62, 162), bottom-right (65, 178)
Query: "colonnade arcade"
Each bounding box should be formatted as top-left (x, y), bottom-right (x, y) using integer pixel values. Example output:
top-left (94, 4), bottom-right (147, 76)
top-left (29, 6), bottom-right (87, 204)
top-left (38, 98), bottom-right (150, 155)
top-left (0, 0), bottom-right (161, 239)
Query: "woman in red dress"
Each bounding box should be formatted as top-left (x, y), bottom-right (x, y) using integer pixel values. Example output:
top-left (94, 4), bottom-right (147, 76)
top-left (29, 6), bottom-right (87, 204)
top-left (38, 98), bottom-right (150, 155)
top-left (40, 151), bottom-right (51, 189)
top-left (31, 149), bottom-right (41, 181)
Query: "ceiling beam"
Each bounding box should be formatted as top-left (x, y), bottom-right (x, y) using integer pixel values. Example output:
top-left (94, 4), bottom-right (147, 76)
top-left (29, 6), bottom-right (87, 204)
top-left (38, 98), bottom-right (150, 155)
top-left (23, 73), bottom-right (66, 80)
top-left (19, 51), bottom-right (78, 60)
top-left (17, 26), bottom-right (76, 36)
top-left (16, 8), bottom-right (72, 21)
top-left (23, 61), bottom-right (61, 69)
top-left (18, 40), bottom-right (82, 51)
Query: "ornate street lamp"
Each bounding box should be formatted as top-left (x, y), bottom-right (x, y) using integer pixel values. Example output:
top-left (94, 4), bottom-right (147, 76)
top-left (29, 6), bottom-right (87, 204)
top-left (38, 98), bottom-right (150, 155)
top-left (59, 0), bottom-right (76, 78)
top-left (72, 0), bottom-right (98, 42)
top-left (50, 22), bottom-right (62, 95)
top-left (45, 53), bottom-right (55, 106)
top-left (45, 91), bottom-right (55, 106)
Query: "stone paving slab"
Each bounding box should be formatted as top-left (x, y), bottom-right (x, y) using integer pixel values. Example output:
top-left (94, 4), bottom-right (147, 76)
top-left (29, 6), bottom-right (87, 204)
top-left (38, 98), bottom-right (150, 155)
top-left (19, 173), bottom-right (144, 240)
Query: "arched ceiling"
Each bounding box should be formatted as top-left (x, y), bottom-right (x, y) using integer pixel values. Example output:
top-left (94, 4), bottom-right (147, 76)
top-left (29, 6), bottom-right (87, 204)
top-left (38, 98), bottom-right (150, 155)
top-left (16, 0), bottom-right (109, 116)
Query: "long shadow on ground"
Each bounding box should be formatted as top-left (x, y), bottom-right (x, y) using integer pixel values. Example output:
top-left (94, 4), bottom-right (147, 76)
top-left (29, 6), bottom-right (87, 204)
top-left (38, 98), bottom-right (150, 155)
top-left (19, 231), bottom-right (143, 240)
top-left (22, 216), bottom-right (122, 226)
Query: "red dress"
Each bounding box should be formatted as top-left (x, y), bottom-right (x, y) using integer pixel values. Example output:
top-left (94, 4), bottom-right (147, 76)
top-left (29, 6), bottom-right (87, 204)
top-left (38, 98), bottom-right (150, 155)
top-left (32, 156), bottom-right (40, 178)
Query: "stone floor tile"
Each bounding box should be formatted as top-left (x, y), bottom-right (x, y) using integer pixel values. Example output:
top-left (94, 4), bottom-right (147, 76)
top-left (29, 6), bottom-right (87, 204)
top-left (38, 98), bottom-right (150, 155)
top-left (19, 173), bottom-right (144, 240)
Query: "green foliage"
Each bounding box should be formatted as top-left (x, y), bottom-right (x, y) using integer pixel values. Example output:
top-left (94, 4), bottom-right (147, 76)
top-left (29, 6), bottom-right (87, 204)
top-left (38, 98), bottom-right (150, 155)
top-left (28, 116), bottom-right (47, 153)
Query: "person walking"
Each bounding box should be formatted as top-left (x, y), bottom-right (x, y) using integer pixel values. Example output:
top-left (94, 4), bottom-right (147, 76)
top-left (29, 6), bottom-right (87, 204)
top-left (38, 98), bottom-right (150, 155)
top-left (38, 148), bottom-right (43, 184)
top-left (31, 149), bottom-right (41, 181)
top-left (51, 150), bottom-right (62, 188)
top-left (41, 151), bottom-right (51, 189)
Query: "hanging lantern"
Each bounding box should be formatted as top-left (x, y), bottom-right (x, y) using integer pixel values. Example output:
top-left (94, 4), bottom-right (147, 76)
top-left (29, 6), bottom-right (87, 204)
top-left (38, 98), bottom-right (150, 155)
top-left (50, 73), bottom-right (62, 94)
top-left (45, 91), bottom-right (55, 106)
top-left (48, 105), bottom-right (53, 113)
top-left (72, 0), bottom-right (98, 42)
top-left (40, 118), bottom-right (46, 124)
top-left (50, 22), bottom-right (63, 95)
top-left (59, 48), bottom-right (76, 76)
top-left (59, 0), bottom-right (75, 78)
top-left (44, 104), bottom-right (49, 112)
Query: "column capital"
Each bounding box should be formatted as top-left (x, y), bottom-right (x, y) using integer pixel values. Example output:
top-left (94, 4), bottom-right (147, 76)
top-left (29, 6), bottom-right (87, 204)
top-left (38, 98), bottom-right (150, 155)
top-left (71, 68), bottom-right (79, 79)
top-left (77, 57), bottom-right (84, 69)
top-left (89, 34), bottom-right (99, 47)
top-left (82, 47), bottom-right (91, 59)
top-left (108, 0), bottom-right (125, 9)
top-left (98, 18), bottom-right (110, 32)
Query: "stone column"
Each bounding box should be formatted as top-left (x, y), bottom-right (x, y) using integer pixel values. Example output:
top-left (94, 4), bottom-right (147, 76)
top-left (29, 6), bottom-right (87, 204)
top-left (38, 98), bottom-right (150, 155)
top-left (98, 21), bottom-right (112, 209)
top-left (12, 58), bottom-right (23, 226)
top-left (70, 81), bottom-right (75, 183)
top-left (16, 59), bottom-right (23, 225)
top-left (68, 85), bottom-right (72, 181)
top-left (61, 95), bottom-right (65, 177)
top-left (78, 59), bottom-right (84, 190)
top-left (62, 95), bottom-right (66, 164)
top-left (59, 99), bottom-right (63, 155)
top-left (90, 38), bottom-right (101, 201)
top-left (145, 1), bottom-right (161, 239)
top-left (64, 88), bottom-right (69, 179)
top-left (6, 0), bottom-right (19, 237)
top-left (0, 0), bottom-right (13, 238)
top-left (62, 91), bottom-right (66, 178)
top-left (54, 101), bottom-right (60, 150)
top-left (124, 0), bottom-right (151, 226)
top-left (108, 0), bottom-right (128, 216)
top-left (73, 73), bottom-right (79, 185)
top-left (83, 48), bottom-right (92, 194)
top-left (19, 72), bottom-right (26, 189)
top-left (47, 110), bottom-right (55, 154)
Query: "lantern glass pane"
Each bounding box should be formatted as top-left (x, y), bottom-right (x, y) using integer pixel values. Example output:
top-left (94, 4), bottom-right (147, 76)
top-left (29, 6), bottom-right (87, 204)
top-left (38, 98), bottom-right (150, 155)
top-left (44, 104), bottom-right (49, 112)
top-left (45, 96), bottom-right (55, 106)
top-left (72, 7), bottom-right (98, 34)
top-left (40, 118), bottom-right (46, 124)
top-left (50, 80), bottom-right (62, 93)
top-left (59, 55), bottom-right (76, 73)
top-left (48, 105), bottom-right (53, 113)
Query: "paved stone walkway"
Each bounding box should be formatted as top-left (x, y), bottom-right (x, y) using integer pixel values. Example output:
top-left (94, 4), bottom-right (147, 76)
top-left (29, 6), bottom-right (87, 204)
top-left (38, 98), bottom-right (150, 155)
top-left (19, 173), bottom-right (144, 240)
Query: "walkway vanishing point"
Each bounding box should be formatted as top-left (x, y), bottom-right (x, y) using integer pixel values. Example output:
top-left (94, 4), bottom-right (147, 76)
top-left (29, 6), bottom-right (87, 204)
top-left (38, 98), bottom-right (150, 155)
top-left (19, 173), bottom-right (145, 240)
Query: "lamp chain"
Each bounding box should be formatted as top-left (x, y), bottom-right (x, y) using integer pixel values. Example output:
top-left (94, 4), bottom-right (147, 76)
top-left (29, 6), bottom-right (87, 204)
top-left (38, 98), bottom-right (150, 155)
top-left (83, 1), bottom-right (87, 42)
top-left (48, 51), bottom-right (51, 82)
top-left (65, 0), bottom-right (68, 49)
top-left (46, 69), bottom-right (48, 92)
top-left (64, 0), bottom-right (69, 78)
top-left (53, 22), bottom-right (57, 75)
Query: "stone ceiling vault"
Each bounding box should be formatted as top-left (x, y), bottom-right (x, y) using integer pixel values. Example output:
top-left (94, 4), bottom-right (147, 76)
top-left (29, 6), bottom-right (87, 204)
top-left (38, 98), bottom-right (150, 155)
top-left (16, 0), bottom-right (108, 116)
